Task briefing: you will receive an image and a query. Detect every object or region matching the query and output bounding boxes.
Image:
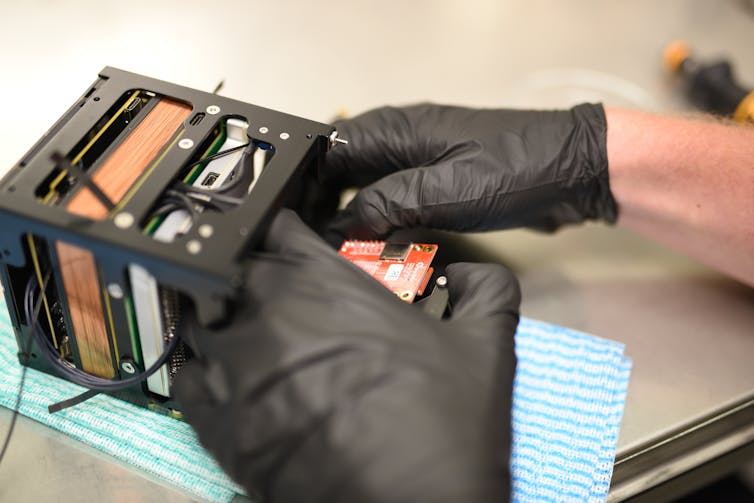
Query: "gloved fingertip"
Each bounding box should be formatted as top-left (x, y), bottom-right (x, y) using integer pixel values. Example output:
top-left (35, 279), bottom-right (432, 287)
top-left (323, 225), bottom-right (348, 249)
top-left (445, 263), bottom-right (521, 322)
top-left (325, 199), bottom-right (391, 243)
top-left (264, 209), bottom-right (335, 258)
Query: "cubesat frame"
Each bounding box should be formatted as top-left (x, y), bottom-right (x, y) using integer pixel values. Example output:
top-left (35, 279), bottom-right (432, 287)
top-left (0, 67), bottom-right (336, 416)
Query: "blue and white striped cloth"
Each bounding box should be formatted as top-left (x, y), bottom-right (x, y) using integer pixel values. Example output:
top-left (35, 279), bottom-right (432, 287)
top-left (511, 318), bottom-right (632, 502)
top-left (0, 297), bottom-right (630, 502)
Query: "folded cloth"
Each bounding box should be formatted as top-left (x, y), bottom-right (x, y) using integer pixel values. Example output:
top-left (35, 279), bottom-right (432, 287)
top-left (511, 318), bottom-right (632, 503)
top-left (0, 297), bottom-right (244, 502)
top-left (0, 297), bottom-right (630, 502)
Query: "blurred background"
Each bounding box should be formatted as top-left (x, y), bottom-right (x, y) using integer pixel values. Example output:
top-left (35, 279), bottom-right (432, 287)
top-left (0, 1), bottom-right (753, 501)
top-left (2, 0), bottom-right (754, 172)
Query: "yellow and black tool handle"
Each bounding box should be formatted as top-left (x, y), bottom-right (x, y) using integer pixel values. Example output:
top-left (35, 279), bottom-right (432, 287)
top-left (664, 41), bottom-right (754, 124)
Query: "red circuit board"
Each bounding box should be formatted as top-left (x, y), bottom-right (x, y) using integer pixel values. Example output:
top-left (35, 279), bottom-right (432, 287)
top-left (339, 240), bottom-right (438, 302)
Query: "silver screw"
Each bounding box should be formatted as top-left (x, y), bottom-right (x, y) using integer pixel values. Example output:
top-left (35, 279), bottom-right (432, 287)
top-left (114, 212), bottom-right (134, 229)
top-left (187, 239), bottom-right (202, 254)
top-left (329, 130), bottom-right (349, 149)
top-left (107, 283), bottom-right (124, 299)
top-left (206, 105), bottom-right (221, 115)
top-left (436, 276), bottom-right (448, 288)
top-left (121, 361), bottom-right (136, 374)
top-left (198, 224), bottom-right (214, 238)
top-left (279, 132), bottom-right (290, 140)
top-left (178, 138), bottom-right (194, 149)
top-left (258, 126), bottom-right (269, 134)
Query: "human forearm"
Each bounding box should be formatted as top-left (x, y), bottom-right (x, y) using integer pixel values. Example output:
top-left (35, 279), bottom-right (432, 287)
top-left (606, 108), bottom-right (754, 286)
top-left (325, 104), bottom-right (754, 286)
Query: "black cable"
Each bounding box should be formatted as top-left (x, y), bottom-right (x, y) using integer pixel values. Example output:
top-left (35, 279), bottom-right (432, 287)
top-left (146, 201), bottom-right (183, 220)
top-left (217, 137), bottom-right (272, 196)
top-left (181, 142), bottom-right (249, 172)
top-left (164, 190), bottom-right (200, 221)
top-left (24, 275), bottom-right (180, 393)
top-left (145, 138), bottom-right (255, 233)
top-left (51, 152), bottom-right (116, 211)
top-left (0, 270), bottom-right (50, 466)
top-left (204, 145), bottom-right (253, 195)
top-left (178, 187), bottom-right (245, 206)
top-left (144, 194), bottom-right (201, 229)
top-left (181, 139), bottom-right (258, 196)
top-left (47, 389), bottom-right (100, 414)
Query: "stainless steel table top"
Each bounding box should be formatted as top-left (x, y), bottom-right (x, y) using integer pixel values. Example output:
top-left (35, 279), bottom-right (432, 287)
top-left (1, 1), bottom-right (752, 501)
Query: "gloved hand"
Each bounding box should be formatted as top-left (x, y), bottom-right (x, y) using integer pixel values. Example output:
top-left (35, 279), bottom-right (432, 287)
top-left (175, 209), bottom-right (520, 503)
top-left (324, 103), bottom-right (618, 240)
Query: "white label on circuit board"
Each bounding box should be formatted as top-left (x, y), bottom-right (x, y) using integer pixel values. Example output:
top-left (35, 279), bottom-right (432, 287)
top-left (384, 264), bottom-right (404, 281)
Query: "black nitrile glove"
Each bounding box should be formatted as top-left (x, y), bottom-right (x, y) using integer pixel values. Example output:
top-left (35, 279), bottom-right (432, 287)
top-left (175, 209), bottom-right (520, 503)
top-left (324, 103), bottom-right (617, 241)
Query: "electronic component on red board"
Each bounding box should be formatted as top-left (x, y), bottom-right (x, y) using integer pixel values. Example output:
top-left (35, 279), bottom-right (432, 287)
top-left (339, 240), bottom-right (438, 302)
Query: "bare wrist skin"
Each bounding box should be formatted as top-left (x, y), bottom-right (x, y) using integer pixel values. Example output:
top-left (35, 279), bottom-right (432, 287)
top-left (606, 108), bottom-right (754, 286)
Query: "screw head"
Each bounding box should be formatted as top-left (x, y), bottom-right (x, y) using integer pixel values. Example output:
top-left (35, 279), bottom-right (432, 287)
top-left (178, 138), bottom-right (194, 149)
top-left (206, 105), bottom-right (221, 115)
top-left (107, 283), bottom-right (124, 299)
top-left (258, 126), bottom-right (269, 134)
top-left (187, 239), bottom-right (202, 254)
top-left (436, 276), bottom-right (448, 288)
top-left (329, 130), bottom-right (349, 149)
top-left (279, 132), bottom-right (290, 140)
top-left (114, 212), bottom-right (134, 229)
top-left (121, 360), bottom-right (136, 374)
top-left (198, 224), bottom-right (214, 238)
